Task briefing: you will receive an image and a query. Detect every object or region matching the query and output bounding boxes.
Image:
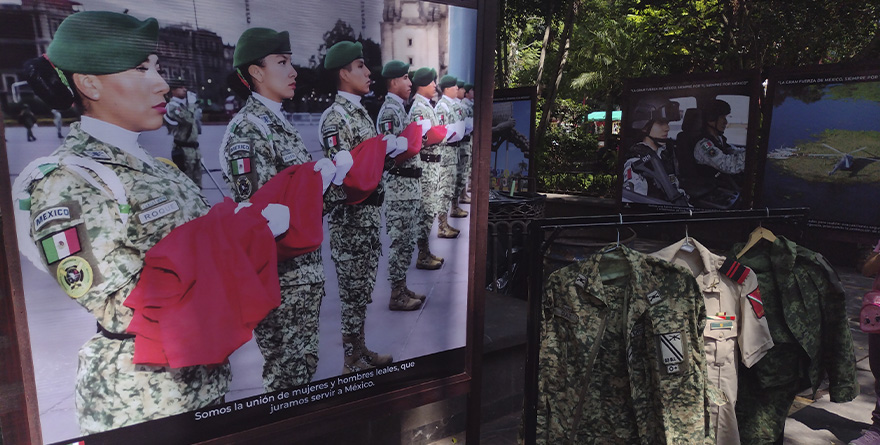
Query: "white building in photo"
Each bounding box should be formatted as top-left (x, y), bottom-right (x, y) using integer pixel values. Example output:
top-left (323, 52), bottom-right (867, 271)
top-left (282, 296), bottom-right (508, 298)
top-left (380, 0), bottom-right (448, 74)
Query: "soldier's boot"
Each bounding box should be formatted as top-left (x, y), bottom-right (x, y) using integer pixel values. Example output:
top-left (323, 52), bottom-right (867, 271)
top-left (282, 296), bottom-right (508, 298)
top-left (342, 334), bottom-right (373, 374)
top-left (450, 205), bottom-right (468, 218)
top-left (459, 187), bottom-right (471, 204)
top-left (416, 241), bottom-right (443, 270)
top-left (437, 213), bottom-right (460, 239)
top-left (359, 327), bottom-right (393, 366)
top-left (389, 280), bottom-right (423, 311)
top-left (404, 285), bottom-right (427, 302)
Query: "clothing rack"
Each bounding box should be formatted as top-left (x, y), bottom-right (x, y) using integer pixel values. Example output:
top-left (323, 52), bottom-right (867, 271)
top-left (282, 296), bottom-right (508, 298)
top-left (522, 207), bottom-right (809, 444)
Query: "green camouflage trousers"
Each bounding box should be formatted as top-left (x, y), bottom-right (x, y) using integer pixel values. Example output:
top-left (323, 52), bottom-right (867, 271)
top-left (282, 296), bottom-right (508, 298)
top-left (385, 198), bottom-right (421, 282)
top-left (419, 160), bottom-right (456, 241)
top-left (171, 144), bottom-right (202, 189)
top-left (75, 335), bottom-right (230, 434)
top-left (455, 140), bottom-right (472, 199)
top-left (253, 282), bottom-right (324, 392)
top-left (329, 205), bottom-right (381, 336)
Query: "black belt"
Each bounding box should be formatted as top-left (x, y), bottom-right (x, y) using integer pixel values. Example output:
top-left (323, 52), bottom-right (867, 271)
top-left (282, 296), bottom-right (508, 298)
top-left (97, 322), bottom-right (135, 340)
top-left (420, 153), bottom-right (441, 163)
top-left (388, 166), bottom-right (422, 178)
top-left (461, 135), bottom-right (471, 143)
top-left (174, 141), bottom-right (200, 148)
top-left (357, 189), bottom-right (385, 206)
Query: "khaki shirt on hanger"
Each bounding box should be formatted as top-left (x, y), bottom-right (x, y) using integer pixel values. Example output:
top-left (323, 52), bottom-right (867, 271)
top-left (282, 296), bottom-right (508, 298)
top-left (652, 237), bottom-right (773, 445)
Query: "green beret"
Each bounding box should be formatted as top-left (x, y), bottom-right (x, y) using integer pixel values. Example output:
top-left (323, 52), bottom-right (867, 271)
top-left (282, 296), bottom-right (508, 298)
top-left (411, 67), bottom-right (437, 87)
top-left (234, 28), bottom-right (291, 68)
top-left (46, 11), bottom-right (158, 75)
top-left (324, 41), bottom-right (364, 70)
top-left (438, 75), bottom-right (458, 90)
top-left (456, 80), bottom-right (465, 88)
top-left (381, 60), bottom-right (410, 79)
top-left (464, 83), bottom-right (474, 92)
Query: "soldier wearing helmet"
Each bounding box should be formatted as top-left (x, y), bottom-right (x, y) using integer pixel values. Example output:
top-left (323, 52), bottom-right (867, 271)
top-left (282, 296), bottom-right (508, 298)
top-left (622, 99), bottom-right (690, 206)
top-left (694, 99), bottom-right (746, 175)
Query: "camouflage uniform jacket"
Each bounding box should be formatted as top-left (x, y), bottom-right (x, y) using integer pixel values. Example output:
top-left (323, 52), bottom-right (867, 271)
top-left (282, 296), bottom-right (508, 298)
top-left (377, 92), bottom-right (420, 201)
top-left (732, 236), bottom-right (858, 401)
top-left (320, 93), bottom-right (382, 226)
top-left (166, 97), bottom-right (199, 145)
top-left (694, 132), bottom-right (745, 175)
top-left (537, 245), bottom-right (711, 444)
top-left (408, 94), bottom-right (442, 153)
top-left (221, 95), bottom-right (335, 285)
top-left (462, 98), bottom-right (474, 119)
top-left (434, 95), bottom-right (463, 167)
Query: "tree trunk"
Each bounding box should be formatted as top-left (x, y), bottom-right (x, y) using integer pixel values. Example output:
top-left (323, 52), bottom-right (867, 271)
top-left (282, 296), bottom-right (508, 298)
top-left (602, 92), bottom-right (614, 148)
top-left (536, 17), bottom-right (554, 96)
top-left (536, 0), bottom-right (576, 148)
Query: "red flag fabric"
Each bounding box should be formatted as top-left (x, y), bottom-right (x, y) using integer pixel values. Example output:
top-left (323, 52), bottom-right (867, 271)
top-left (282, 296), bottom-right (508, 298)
top-left (425, 125), bottom-right (447, 146)
top-left (393, 122), bottom-right (424, 165)
top-left (342, 135), bottom-right (386, 204)
top-left (249, 162), bottom-right (324, 260)
top-left (125, 199), bottom-right (281, 367)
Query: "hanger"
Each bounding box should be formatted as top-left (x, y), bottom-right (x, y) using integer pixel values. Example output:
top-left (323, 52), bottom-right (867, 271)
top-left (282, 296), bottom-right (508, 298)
top-left (600, 214), bottom-right (624, 253)
top-left (736, 208), bottom-right (777, 258)
top-left (680, 209), bottom-right (695, 252)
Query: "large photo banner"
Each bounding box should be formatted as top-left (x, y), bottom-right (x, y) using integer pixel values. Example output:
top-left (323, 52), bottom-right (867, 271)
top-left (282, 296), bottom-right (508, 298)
top-left (0, 0), bottom-right (479, 443)
top-left (618, 72), bottom-right (761, 212)
top-left (760, 65), bottom-right (880, 233)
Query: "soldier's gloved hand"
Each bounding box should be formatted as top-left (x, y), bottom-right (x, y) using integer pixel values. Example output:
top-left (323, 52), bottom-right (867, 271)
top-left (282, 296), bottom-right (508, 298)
top-left (416, 119), bottom-right (432, 137)
top-left (447, 121), bottom-right (466, 143)
top-left (331, 150), bottom-right (353, 186)
top-left (313, 158), bottom-right (337, 193)
top-left (382, 134), bottom-right (407, 158)
top-left (464, 117), bottom-right (474, 135)
top-left (261, 203), bottom-right (290, 237)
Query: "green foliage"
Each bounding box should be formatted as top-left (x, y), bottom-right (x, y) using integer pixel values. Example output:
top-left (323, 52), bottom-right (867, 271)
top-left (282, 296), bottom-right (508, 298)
top-left (534, 98), bottom-right (618, 196)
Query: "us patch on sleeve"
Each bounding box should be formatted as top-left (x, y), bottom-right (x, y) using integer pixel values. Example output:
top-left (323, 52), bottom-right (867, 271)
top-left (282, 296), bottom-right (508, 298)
top-left (720, 258), bottom-right (750, 284)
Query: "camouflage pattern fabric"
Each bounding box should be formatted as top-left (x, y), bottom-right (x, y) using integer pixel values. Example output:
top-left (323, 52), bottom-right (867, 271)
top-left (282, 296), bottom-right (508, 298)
top-left (166, 98), bottom-right (202, 186)
top-left (26, 122), bottom-right (229, 434)
top-left (535, 245), bottom-right (711, 444)
top-left (221, 95), bottom-right (331, 390)
top-left (732, 236), bottom-right (858, 443)
top-left (694, 135), bottom-right (746, 175)
top-left (456, 97), bottom-right (474, 198)
top-left (434, 95), bottom-right (463, 202)
top-left (409, 94), bottom-right (448, 242)
top-left (320, 93), bottom-right (381, 336)
top-left (377, 93), bottom-right (421, 283)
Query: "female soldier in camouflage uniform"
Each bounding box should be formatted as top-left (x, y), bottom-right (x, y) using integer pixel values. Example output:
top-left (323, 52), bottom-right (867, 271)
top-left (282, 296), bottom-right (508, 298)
top-left (220, 28), bottom-right (349, 391)
top-left (17, 11), bottom-right (230, 433)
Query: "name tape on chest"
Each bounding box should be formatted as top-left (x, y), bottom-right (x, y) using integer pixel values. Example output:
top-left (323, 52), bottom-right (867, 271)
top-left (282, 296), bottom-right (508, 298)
top-left (280, 147), bottom-right (297, 164)
top-left (552, 304), bottom-right (579, 323)
top-left (138, 201), bottom-right (180, 224)
top-left (33, 206), bottom-right (71, 231)
top-left (139, 195), bottom-right (168, 211)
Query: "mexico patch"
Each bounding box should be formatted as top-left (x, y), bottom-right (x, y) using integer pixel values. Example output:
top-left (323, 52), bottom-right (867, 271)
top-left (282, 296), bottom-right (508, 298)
top-left (229, 143), bottom-right (251, 156)
top-left (33, 206), bottom-right (71, 232)
top-left (40, 226), bottom-right (81, 264)
top-left (747, 288), bottom-right (765, 318)
top-left (324, 133), bottom-right (339, 148)
top-left (56, 255), bottom-right (93, 298)
top-left (230, 157), bottom-right (252, 175)
top-left (380, 120), bottom-right (394, 134)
